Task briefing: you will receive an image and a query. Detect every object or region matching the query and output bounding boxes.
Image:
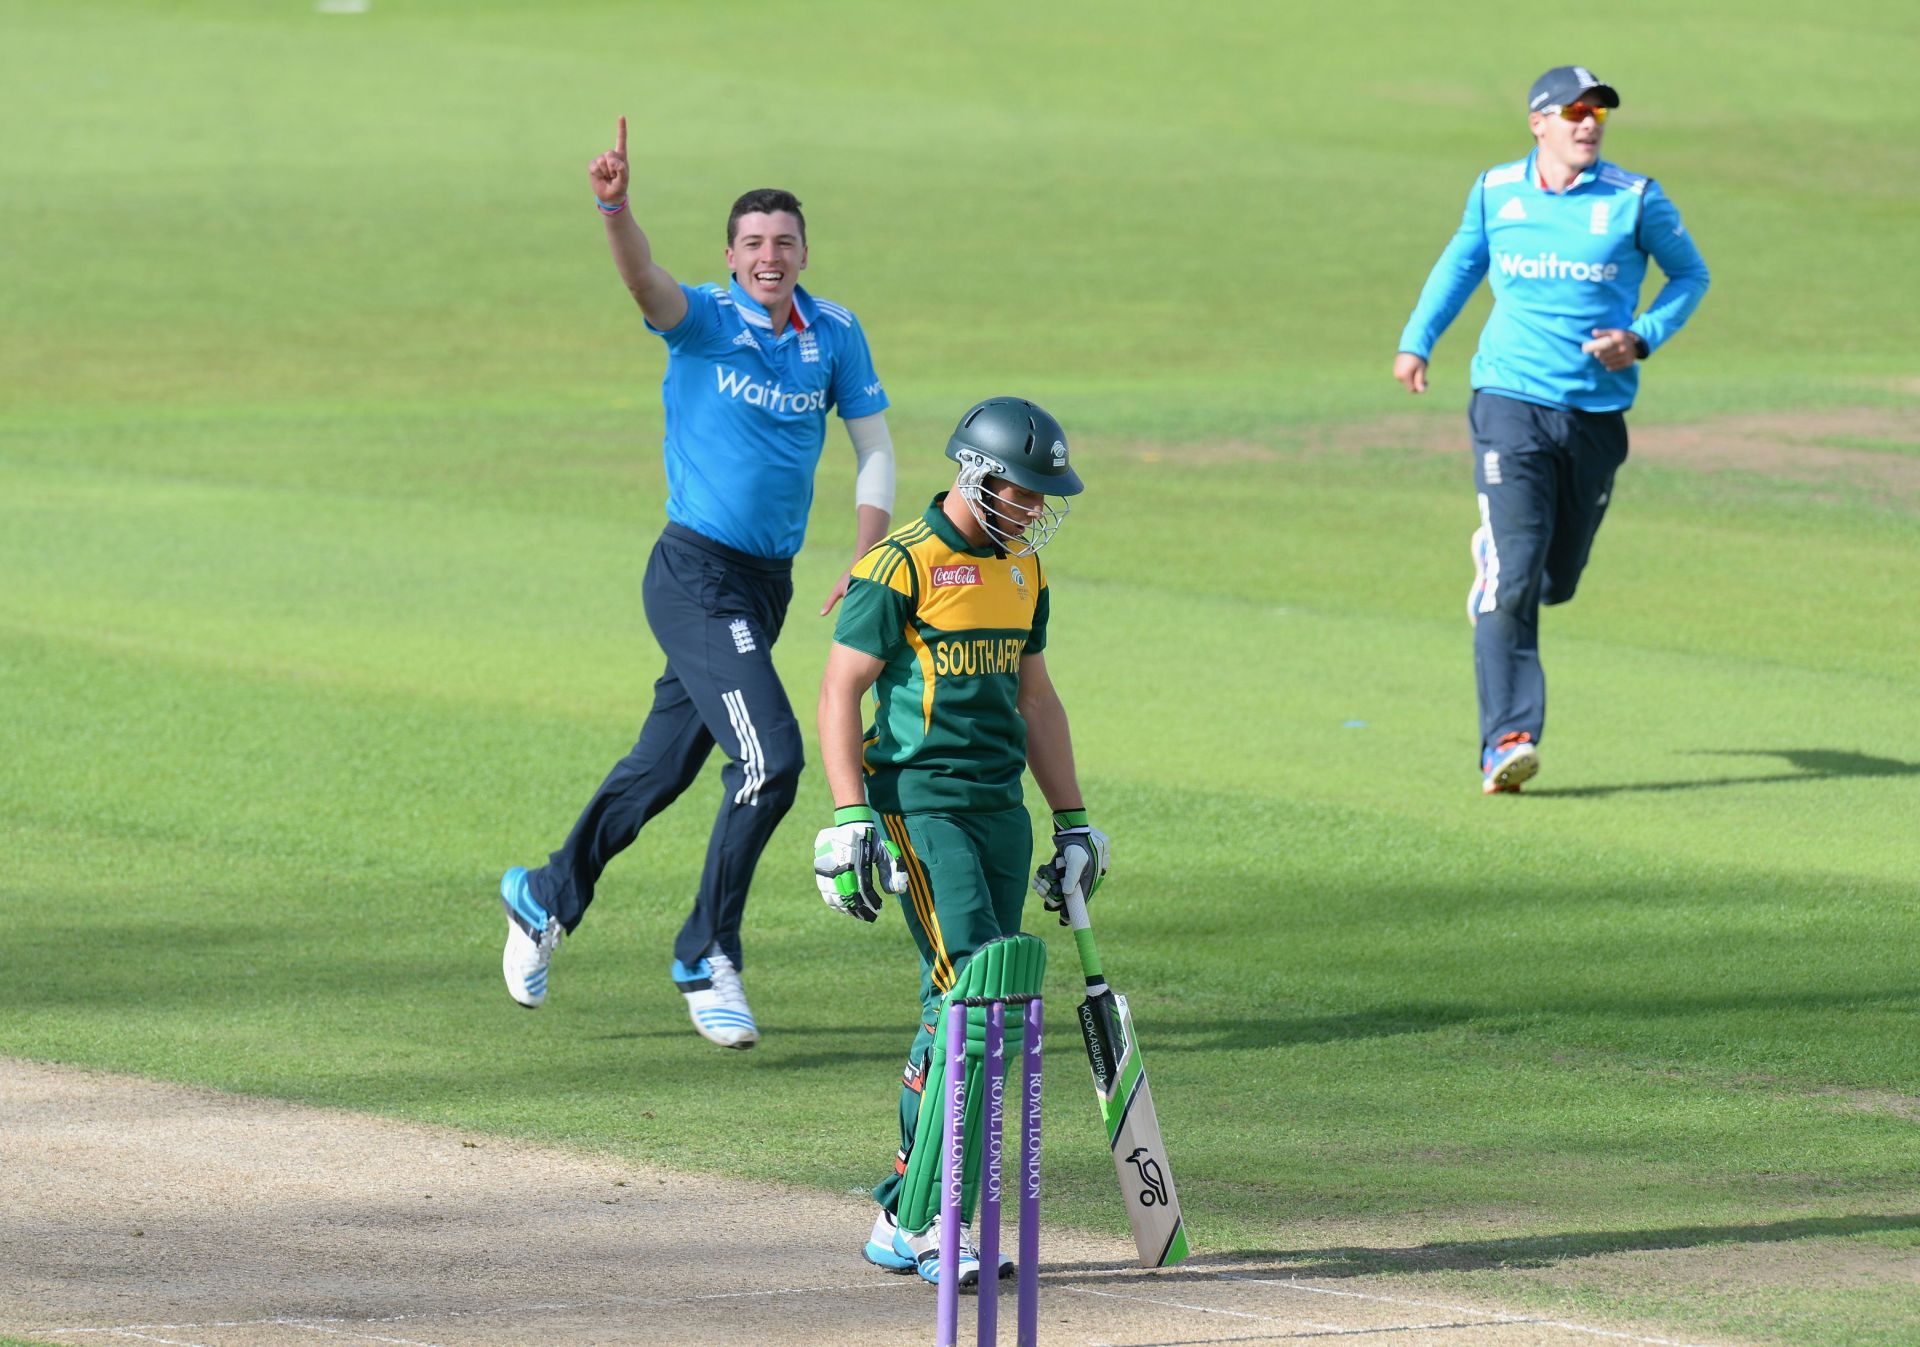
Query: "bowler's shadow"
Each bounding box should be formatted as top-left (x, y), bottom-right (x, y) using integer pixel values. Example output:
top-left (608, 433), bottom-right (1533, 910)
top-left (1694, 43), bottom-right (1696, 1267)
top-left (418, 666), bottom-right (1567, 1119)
top-left (1535, 747), bottom-right (1920, 798)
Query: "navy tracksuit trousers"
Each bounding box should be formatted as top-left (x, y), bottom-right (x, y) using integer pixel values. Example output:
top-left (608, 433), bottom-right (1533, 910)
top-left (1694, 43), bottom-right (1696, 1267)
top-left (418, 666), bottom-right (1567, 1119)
top-left (527, 524), bottom-right (804, 970)
top-left (1469, 390), bottom-right (1629, 757)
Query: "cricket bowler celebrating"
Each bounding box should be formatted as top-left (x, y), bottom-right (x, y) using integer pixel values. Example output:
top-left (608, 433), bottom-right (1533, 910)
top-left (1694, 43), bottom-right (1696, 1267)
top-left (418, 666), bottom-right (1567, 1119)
top-left (498, 117), bottom-right (896, 1048)
top-left (1394, 67), bottom-right (1710, 794)
top-left (815, 397), bottom-right (1109, 1285)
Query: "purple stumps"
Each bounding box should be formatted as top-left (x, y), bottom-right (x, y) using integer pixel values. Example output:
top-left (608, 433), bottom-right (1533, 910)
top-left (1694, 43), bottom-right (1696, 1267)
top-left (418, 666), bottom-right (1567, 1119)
top-left (932, 993), bottom-right (1043, 1347)
top-left (978, 1000), bottom-right (1007, 1342)
top-left (936, 1002), bottom-right (967, 1347)
top-left (1017, 996), bottom-right (1043, 1347)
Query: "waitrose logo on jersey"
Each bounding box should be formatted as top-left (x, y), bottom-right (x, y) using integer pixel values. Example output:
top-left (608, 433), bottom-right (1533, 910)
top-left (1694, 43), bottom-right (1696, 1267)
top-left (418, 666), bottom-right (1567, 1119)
top-left (931, 565), bottom-right (981, 588)
top-left (1496, 251), bottom-right (1620, 283)
top-left (714, 368), bottom-right (829, 414)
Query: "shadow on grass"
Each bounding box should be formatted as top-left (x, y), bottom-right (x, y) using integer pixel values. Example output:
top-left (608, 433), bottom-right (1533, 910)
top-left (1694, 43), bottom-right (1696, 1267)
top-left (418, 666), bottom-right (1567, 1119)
top-left (589, 1004), bottom-right (1481, 1061)
top-left (1149, 1004), bottom-right (1479, 1053)
top-left (591, 1023), bottom-right (906, 1042)
top-left (1127, 987), bottom-right (1920, 1054)
top-left (1046, 1211), bottom-right (1920, 1281)
top-left (1535, 748), bottom-right (1920, 799)
top-left (588, 1022), bottom-right (911, 1069)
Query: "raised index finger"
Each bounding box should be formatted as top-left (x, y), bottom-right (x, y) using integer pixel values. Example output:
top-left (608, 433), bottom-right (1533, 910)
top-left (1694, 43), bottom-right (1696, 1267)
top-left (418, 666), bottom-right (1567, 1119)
top-left (615, 115), bottom-right (627, 157)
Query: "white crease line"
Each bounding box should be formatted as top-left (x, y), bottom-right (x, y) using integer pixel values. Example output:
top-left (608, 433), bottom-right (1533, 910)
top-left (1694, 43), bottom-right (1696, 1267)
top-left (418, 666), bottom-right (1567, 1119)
top-left (1214, 1274), bottom-right (1724, 1347)
top-left (275, 1319), bottom-right (449, 1347)
top-left (1510, 1324), bottom-right (1719, 1347)
top-left (1088, 1322), bottom-right (1509, 1346)
top-left (1063, 1285), bottom-right (1526, 1341)
top-left (43, 1322), bottom-right (317, 1338)
top-left (32, 1279), bottom-right (918, 1339)
top-left (1063, 1283), bottom-right (1352, 1331)
top-left (687, 1280), bottom-right (917, 1303)
top-left (1217, 1275), bottom-right (1532, 1321)
top-left (37, 1334), bottom-right (206, 1346)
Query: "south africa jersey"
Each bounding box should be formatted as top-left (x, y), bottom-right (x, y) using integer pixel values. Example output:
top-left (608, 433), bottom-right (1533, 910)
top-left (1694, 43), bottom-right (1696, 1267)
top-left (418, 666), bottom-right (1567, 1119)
top-left (832, 496), bottom-right (1050, 815)
top-left (647, 279), bottom-right (888, 559)
top-left (1399, 150), bottom-right (1709, 413)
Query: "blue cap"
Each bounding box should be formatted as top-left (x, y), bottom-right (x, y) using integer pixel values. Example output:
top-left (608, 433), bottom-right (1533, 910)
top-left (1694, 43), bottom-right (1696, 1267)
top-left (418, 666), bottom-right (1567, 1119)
top-left (1528, 66), bottom-right (1620, 113)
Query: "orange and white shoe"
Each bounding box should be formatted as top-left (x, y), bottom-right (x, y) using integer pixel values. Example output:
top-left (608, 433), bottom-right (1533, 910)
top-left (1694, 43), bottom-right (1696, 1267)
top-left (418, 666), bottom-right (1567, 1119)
top-left (1482, 732), bottom-right (1538, 795)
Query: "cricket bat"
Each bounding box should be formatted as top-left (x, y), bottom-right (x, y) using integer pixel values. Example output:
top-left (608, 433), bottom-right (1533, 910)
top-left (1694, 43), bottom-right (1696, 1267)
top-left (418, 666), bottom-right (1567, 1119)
top-left (1063, 885), bottom-right (1190, 1267)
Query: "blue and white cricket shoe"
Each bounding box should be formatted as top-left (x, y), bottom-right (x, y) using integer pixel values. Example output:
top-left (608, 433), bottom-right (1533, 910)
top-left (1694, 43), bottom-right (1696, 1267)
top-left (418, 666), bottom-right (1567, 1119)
top-left (671, 948), bottom-right (759, 1049)
top-left (863, 1209), bottom-right (916, 1273)
top-left (892, 1214), bottom-right (982, 1290)
top-left (500, 867), bottom-right (563, 1009)
top-left (1467, 524), bottom-right (1493, 627)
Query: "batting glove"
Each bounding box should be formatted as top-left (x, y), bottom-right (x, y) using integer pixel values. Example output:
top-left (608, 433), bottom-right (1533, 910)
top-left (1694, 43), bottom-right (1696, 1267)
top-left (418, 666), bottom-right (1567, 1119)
top-left (1031, 809), bottom-right (1111, 924)
top-left (814, 805), bottom-right (909, 922)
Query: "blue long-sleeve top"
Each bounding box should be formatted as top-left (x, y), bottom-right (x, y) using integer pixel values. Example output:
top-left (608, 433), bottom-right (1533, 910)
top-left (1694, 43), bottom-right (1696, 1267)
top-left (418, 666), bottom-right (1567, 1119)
top-left (1398, 150), bottom-right (1709, 412)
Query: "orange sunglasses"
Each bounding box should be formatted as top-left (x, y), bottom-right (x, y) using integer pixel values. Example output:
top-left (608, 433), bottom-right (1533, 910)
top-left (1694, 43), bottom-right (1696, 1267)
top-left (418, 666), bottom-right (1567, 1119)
top-left (1545, 101), bottom-right (1611, 124)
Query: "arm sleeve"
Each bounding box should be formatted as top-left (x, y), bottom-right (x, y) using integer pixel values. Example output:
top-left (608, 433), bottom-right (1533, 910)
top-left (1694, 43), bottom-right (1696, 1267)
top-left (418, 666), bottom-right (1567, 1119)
top-left (645, 284), bottom-right (721, 350)
top-left (844, 412), bottom-right (896, 513)
top-left (830, 315), bottom-right (890, 419)
top-left (1630, 182), bottom-right (1710, 355)
top-left (832, 545), bottom-right (915, 660)
top-left (1397, 178), bottom-right (1492, 359)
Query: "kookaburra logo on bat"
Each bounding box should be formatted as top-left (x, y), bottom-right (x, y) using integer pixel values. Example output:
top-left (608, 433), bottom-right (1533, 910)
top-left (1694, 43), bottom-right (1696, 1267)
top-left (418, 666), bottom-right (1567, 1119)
top-left (1124, 1147), bottom-right (1170, 1207)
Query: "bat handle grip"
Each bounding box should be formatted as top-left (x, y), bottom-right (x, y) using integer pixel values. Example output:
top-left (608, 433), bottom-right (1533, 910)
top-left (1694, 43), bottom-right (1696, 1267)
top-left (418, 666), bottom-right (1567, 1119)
top-left (1063, 887), bottom-right (1103, 978)
top-left (1063, 886), bottom-right (1092, 932)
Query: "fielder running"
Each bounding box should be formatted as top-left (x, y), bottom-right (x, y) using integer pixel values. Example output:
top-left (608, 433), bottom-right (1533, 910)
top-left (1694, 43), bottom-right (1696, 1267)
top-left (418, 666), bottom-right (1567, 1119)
top-left (815, 397), bottom-right (1110, 1286)
top-left (499, 117), bottom-right (896, 1048)
top-left (1394, 66), bottom-right (1710, 793)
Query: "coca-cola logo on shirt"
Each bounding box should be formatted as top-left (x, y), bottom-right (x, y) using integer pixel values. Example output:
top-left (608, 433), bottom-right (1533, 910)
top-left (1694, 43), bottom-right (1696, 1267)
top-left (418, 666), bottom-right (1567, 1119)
top-left (931, 564), bottom-right (982, 588)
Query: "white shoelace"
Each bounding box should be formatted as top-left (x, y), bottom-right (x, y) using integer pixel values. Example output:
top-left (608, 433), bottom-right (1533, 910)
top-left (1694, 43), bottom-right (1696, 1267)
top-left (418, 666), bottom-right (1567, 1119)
top-left (706, 952), bottom-right (749, 1010)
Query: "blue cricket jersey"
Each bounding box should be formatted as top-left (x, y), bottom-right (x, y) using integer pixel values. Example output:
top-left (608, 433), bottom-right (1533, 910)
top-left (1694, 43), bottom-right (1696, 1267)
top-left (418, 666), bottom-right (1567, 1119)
top-left (646, 279), bottom-right (889, 559)
top-left (1399, 150), bottom-right (1709, 413)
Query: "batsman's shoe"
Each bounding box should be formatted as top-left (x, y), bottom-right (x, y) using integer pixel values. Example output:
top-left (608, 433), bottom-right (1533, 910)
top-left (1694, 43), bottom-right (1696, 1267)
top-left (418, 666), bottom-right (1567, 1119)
top-left (976, 1225), bottom-right (1017, 1281)
top-left (500, 867), bottom-right (563, 1008)
top-left (1467, 524), bottom-right (1493, 627)
top-left (863, 1209), bottom-right (916, 1273)
top-left (893, 1213), bottom-right (981, 1290)
top-left (1482, 732), bottom-right (1539, 795)
top-left (672, 949), bottom-right (759, 1049)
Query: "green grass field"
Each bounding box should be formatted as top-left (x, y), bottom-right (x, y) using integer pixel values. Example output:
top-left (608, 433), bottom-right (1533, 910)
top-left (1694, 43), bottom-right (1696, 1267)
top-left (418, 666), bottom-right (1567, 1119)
top-left (5, 2), bottom-right (1918, 1344)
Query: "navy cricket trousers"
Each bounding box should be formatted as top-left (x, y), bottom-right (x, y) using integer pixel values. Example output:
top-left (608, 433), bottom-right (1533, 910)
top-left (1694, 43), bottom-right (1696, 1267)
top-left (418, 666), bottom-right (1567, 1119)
top-left (527, 524), bottom-right (805, 970)
top-left (1469, 390), bottom-right (1629, 756)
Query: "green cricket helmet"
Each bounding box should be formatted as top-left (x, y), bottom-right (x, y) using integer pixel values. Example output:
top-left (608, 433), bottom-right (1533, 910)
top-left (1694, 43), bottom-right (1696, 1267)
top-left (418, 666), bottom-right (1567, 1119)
top-left (943, 397), bottom-right (1081, 555)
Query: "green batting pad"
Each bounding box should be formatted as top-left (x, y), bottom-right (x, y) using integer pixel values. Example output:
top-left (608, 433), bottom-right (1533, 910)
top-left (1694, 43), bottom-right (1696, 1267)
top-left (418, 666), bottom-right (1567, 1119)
top-left (897, 933), bottom-right (1046, 1233)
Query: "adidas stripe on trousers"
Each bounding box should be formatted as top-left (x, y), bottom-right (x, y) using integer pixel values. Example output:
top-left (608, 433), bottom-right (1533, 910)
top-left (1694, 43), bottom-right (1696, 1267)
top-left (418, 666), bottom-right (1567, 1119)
top-left (528, 524), bottom-right (804, 971)
top-left (1468, 390), bottom-right (1629, 756)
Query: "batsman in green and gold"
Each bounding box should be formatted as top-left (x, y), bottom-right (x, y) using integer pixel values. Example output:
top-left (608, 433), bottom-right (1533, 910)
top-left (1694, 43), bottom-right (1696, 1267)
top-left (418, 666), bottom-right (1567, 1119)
top-left (836, 501), bottom-right (1046, 989)
top-left (814, 396), bottom-right (1110, 1288)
